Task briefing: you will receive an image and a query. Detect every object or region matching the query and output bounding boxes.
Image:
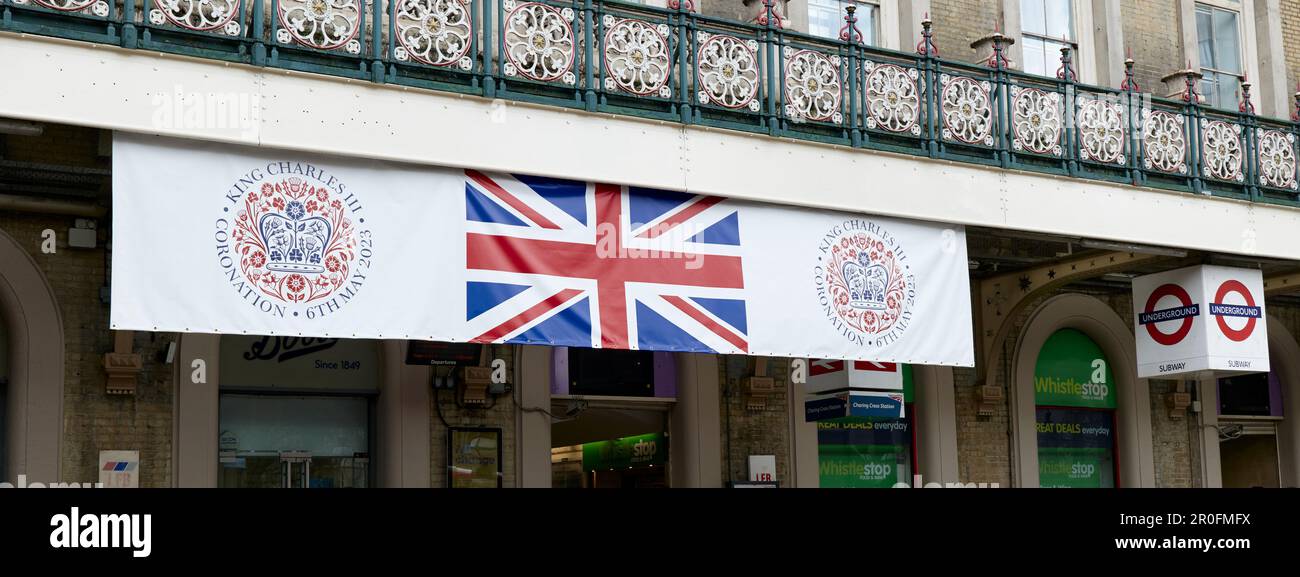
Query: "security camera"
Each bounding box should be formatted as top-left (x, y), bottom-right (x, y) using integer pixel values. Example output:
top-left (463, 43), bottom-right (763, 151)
top-left (563, 400), bottom-right (588, 418)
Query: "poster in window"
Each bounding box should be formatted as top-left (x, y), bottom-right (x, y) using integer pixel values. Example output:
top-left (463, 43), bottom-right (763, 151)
top-left (816, 413), bottom-right (913, 488)
top-left (1036, 408), bottom-right (1116, 488)
top-left (448, 428), bottom-right (502, 488)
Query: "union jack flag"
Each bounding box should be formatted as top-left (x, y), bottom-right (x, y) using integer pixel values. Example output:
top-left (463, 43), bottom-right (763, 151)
top-left (464, 170), bottom-right (748, 353)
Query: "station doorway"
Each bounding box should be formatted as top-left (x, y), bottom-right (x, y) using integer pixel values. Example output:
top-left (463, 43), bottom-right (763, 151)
top-left (1, 321), bottom-right (7, 482)
top-left (1217, 372), bottom-right (1283, 488)
top-left (549, 348), bottom-right (673, 488)
top-left (1220, 431), bottom-right (1280, 488)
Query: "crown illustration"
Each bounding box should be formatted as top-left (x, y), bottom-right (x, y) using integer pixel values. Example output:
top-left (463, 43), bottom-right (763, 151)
top-left (842, 253), bottom-right (889, 310)
top-left (258, 196), bottom-right (333, 274)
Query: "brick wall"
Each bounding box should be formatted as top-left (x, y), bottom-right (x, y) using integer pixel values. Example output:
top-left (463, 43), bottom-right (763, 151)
top-left (1148, 379), bottom-right (1195, 488)
top-left (700, 0), bottom-right (755, 23)
top-left (1, 125), bottom-right (176, 487)
top-left (954, 363), bottom-right (1012, 486)
top-left (718, 355), bottom-right (791, 485)
top-left (1281, 0), bottom-right (1300, 103)
top-left (428, 343), bottom-right (517, 487)
top-left (1120, 0), bottom-right (1184, 97)
top-left (930, 0), bottom-right (1001, 65)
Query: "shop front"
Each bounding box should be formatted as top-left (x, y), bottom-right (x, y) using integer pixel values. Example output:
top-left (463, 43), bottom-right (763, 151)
top-left (112, 133), bottom-right (977, 489)
top-left (550, 348), bottom-right (673, 488)
top-left (554, 432), bottom-right (668, 488)
top-left (815, 366), bottom-right (916, 488)
top-left (216, 335), bottom-right (379, 488)
top-left (1033, 329), bottom-right (1119, 488)
top-left (1009, 294), bottom-right (1154, 488)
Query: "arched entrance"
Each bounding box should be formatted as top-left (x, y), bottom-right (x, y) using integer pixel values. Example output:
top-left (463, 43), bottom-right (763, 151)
top-left (1269, 318), bottom-right (1300, 487)
top-left (1, 317), bottom-right (8, 480)
top-left (0, 228), bottom-right (65, 482)
top-left (1011, 293), bottom-right (1155, 487)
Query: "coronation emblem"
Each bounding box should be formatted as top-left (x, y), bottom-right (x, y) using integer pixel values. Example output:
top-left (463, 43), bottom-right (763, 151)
top-left (215, 163), bottom-right (372, 320)
top-left (814, 220), bottom-right (916, 347)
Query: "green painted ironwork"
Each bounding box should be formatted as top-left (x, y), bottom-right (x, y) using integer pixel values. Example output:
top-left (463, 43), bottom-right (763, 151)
top-left (3, 0), bottom-right (1298, 206)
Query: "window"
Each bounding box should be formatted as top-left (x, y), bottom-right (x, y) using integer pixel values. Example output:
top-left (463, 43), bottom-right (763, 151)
top-left (218, 394), bottom-right (372, 488)
top-left (567, 347), bottom-right (655, 397)
top-left (1020, 0), bottom-right (1074, 77)
top-left (817, 408), bottom-right (915, 488)
top-left (1218, 372), bottom-right (1282, 418)
top-left (216, 336), bottom-right (379, 488)
top-left (816, 365), bottom-right (915, 488)
top-left (1196, 3), bottom-right (1242, 110)
top-left (808, 0), bottom-right (878, 46)
top-left (1034, 329), bottom-right (1118, 488)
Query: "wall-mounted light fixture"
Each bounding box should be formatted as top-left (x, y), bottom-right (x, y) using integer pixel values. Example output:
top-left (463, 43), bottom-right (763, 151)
top-left (0, 119), bottom-right (43, 137)
top-left (743, 359), bottom-right (776, 411)
top-left (1079, 239), bottom-right (1187, 258)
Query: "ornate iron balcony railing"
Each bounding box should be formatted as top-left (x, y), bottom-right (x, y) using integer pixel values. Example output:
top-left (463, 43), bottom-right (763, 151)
top-left (3, 0), bottom-right (1298, 205)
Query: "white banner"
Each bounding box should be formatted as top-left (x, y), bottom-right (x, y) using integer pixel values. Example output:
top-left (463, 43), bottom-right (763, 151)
top-left (1132, 265), bottom-right (1269, 378)
top-left (112, 133), bottom-right (974, 365)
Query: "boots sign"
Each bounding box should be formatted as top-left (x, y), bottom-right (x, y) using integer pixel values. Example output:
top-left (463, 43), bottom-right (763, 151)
top-left (1132, 265), bottom-right (1268, 378)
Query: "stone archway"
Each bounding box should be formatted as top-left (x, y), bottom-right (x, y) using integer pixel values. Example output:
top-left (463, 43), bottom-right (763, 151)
top-left (0, 227), bottom-right (64, 482)
top-left (1264, 316), bottom-right (1300, 487)
top-left (1010, 293), bottom-right (1156, 487)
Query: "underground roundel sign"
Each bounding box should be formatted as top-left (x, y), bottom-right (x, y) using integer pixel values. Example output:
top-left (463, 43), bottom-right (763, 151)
top-left (1138, 283), bottom-right (1199, 346)
top-left (1132, 265), bottom-right (1268, 378)
top-left (1210, 279), bottom-right (1262, 342)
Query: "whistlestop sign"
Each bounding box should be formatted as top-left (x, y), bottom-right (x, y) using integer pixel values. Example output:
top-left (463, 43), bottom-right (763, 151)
top-left (1132, 265), bottom-right (1268, 378)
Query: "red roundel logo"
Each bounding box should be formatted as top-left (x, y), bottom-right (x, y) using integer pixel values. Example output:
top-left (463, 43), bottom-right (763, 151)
top-left (1139, 283), bottom-right (1198, 346)
top-left (1211, 280), bottom-right (1259, 342)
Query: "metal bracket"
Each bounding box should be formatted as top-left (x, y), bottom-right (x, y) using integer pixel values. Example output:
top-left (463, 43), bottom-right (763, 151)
top-left (977, 250), bottom-right (1162, 385)
top-left (104, 330), bottom-right (142, 395)
top-left (1263, 272), bottom-right (1300, 295)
